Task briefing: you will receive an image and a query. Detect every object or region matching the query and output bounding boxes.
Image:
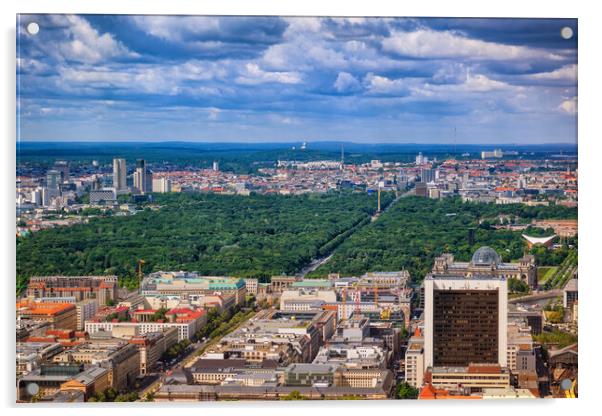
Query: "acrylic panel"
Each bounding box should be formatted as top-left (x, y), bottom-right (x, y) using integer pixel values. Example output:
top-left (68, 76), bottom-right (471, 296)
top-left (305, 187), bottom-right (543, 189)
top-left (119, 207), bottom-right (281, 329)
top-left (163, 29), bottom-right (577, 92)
top-left (16, 15), bottom-right (578, 403)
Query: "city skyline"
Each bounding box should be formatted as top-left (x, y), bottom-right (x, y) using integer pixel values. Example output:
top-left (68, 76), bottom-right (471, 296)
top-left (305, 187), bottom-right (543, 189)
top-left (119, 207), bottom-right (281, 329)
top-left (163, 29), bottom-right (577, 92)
top-left (17, 15), bottom-right (577, 144)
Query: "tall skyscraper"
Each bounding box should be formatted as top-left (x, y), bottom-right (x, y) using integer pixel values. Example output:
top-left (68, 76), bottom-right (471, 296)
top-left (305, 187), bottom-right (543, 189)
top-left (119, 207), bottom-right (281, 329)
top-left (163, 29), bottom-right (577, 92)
top-left (53, 161), bottom-right (70, 183)
top-left (134, 159), bottom-right (150, 194)
top-left (420, 168), bottom-right (436, 184)
top-left (113, 158), bottom-right (127, 192)
top-left (424, 246), bottom-right (508, 368)
top-left (212, 161), bottom-right (220, 171)
top-left (46, 170), bottom-right (61, 190)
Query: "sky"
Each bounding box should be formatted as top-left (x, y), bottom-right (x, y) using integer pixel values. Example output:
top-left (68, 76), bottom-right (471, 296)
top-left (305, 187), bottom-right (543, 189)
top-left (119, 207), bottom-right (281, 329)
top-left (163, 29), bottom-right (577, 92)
top-left (16, 15), bottom-right (577, 144)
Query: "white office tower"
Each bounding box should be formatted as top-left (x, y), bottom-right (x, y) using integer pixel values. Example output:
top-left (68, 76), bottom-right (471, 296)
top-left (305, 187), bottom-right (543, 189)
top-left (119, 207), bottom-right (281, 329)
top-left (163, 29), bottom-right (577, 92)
top-left (152, 177), bottom-right (172, 193)
top-left (212, 161), bottom-right (220, 171)
top-left (424, 247), bottom-right (508, 369)
top-left (31, 189), bottom-right (42, 205)
top-left (113, 158), bottom-right (127, 193)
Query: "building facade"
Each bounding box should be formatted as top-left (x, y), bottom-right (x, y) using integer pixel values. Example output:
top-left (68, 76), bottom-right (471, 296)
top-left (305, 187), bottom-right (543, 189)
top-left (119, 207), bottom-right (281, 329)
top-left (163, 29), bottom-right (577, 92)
top-left (424, 247), bottom-right (508, 368)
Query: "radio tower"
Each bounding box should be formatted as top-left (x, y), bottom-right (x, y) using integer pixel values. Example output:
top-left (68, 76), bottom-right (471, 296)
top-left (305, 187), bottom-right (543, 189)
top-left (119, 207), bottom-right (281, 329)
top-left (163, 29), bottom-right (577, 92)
top-left (453, 126), bottom-right (457, 155)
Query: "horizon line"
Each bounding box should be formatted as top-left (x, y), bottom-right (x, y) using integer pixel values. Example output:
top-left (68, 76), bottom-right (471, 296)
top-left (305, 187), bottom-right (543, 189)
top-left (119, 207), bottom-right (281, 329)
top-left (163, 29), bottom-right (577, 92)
top-left (17, 139), bottom-right (578, 147)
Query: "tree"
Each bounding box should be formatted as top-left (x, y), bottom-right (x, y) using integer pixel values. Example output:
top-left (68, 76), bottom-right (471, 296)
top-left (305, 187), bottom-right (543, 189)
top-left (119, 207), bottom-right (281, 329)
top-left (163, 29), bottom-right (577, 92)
top-left (508, 278), bottom-right (529, 294)
top-left (396, 382), bottom-right (419, 399)
top-left (282, 390), bottom-right (306, 400)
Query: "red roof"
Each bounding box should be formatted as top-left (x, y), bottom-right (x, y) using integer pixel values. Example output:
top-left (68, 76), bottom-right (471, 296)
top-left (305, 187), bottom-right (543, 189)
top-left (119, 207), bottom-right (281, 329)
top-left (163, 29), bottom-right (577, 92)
top-left (467, 364), bottom-right (501, 374)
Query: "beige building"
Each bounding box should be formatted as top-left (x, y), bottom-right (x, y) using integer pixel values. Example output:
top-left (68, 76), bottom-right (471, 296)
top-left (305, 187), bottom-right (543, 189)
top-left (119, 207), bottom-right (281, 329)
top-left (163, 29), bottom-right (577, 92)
top-left (405, 333), bottom-right (425, 388)
top-left (426, 364), bottom-right (511, 393)
top-left (76, 299), bottom-right (98, 331)
top-left (127, 328), bottom-right (178, 375)
top-left (59, 366), bottom-right (110, 400)
top-left (52, 338), bottom-right (140, 392)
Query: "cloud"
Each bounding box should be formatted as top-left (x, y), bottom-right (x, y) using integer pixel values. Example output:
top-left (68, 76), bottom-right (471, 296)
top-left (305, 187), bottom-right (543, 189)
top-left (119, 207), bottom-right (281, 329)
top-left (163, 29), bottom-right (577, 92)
top-left (334, 72), bottom-right (361, 93)
top-left (559, 97), bottom-right (577, 114)
top-left (207, 107), bottom-right (221, 120)
top-left (528, 64), bottom-right (577, 82)
top-left (382, 29), bottom-right (563, 61)
top-left (235, 63), bottom-right (302, 85)
top-left (16, 16), bottom-right (578, 143)
top-left (363, 73), bottom-right (410, 95)
top-left (131, 16), bottom-right (286, 46)
top-left (47, 15), bottom-right (137, 63)
top-left (55, 60), bottom-right (230, 96)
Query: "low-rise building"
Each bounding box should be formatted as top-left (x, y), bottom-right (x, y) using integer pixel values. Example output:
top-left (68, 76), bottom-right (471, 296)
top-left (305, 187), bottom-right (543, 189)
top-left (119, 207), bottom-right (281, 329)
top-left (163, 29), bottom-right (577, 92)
top-left (425, 364), bottom-right (511, 394)
top-left (59, 366), bottom-right (110, 400)
top-left (51, 337), bottom-right (140, 392)
top-left (16, 342), bottom-right (64, 376)
top-left (26, 275), bottom-right (118, 304)
top-left (85, 307), bottom-right (207, 341)
top-left (17, 300), bottom-right (77, 331)
top-left (142, 271), bottom-right (247, 305)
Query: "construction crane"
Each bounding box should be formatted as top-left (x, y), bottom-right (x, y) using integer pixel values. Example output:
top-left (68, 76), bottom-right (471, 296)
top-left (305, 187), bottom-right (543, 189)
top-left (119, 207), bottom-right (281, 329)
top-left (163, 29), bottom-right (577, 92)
top-left (137, 259), bottom-right (146, 287)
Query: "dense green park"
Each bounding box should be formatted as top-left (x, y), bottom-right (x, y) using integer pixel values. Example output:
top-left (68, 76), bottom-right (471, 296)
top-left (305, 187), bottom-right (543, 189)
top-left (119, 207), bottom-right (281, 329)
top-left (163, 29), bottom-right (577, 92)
top-left (310, 196), bottom-right (577, 281)
top-left (16, 191), bottom-right (393, 293)
top-left (17, 192), bottom-right (577, 293)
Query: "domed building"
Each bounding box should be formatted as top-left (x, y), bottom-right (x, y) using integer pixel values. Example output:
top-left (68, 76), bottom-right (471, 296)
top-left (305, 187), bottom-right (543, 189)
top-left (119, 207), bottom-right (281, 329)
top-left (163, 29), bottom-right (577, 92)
top-left (431, 246), bottom-right (536, 287)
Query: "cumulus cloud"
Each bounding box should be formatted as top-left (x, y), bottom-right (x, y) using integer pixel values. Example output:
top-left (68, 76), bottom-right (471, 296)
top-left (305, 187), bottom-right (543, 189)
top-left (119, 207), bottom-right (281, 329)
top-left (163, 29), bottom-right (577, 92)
top-left (235, 63), bottom-right (302, 85)
top-left (382, 29), bottom-right (563, 61)
top-left (334, 72), bottom-right (361, 93)
top-left (363, 73), bottom-right (410, 95)
top-left (46, 15), bottom-right (137, 63)
top-left (17, 15), bottom-right (578, 143)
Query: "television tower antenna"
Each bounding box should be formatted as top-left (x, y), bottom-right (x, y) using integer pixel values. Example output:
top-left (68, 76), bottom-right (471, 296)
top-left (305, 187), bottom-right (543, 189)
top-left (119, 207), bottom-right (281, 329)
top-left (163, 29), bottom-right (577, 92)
top-left (454, 126), bottom-right (457, 155)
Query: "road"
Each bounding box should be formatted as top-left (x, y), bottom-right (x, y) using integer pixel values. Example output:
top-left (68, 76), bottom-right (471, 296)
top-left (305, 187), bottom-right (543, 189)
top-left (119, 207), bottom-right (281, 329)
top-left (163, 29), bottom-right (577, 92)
top-left (508, 289), bottom-right (563, 305)
top-left (137, 339), bottom-right (208, 399)
top-left (137, 309), bottom-right (257, 400)
top-left (298, 187), bottom-right (415, 277)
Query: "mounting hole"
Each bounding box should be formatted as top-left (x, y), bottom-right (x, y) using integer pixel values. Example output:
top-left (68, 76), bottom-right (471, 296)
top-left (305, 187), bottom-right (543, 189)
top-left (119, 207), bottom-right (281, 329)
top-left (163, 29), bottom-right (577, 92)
top-left (26, 22), bottom-right (40, 35)
top-left (560, 26), bottom-right (573, 40)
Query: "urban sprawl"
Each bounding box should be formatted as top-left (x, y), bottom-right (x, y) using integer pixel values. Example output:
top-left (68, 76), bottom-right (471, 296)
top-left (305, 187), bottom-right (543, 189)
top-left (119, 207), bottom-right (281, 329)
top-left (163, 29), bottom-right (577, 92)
top-left (16, 147), bottom-right (578, 402)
